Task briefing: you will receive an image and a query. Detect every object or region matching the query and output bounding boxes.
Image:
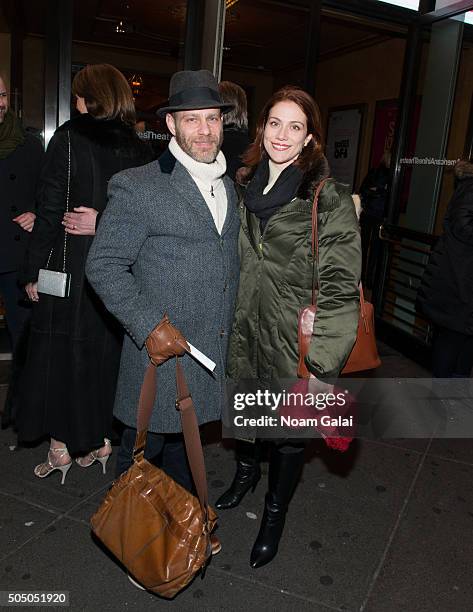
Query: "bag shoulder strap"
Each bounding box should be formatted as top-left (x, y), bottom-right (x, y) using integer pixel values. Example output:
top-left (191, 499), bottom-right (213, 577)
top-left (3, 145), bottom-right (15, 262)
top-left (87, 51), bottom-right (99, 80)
top-left (175, 359), bottom-right (209, 509)
top-left (310, 180), bottom-right (366, 320)
top-left (310, 178), bottom-right (329, 305)
top-left (45, 130), bottom-right (71, 272)
top-left (133, 359), bottom-right (210, 511)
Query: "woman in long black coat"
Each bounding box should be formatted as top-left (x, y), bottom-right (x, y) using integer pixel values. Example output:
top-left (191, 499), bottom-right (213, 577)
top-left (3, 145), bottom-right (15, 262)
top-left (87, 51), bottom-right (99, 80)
top-left (16, 64), bottom-right (153, 483)
top-left (417, 159), bottom-right (473, 377)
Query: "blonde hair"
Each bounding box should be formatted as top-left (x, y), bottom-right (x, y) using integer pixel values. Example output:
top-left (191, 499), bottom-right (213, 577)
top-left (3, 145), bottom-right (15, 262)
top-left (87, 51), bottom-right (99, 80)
top-left (72, 64), bottom-right (135, 125)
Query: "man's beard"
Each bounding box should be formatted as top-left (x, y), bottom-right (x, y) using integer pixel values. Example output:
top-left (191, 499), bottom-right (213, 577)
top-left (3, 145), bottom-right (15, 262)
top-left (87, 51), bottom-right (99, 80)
top-left (175, 131), bottom-right (223, 163)
top-left (0, 108), bottom-right (6, 124)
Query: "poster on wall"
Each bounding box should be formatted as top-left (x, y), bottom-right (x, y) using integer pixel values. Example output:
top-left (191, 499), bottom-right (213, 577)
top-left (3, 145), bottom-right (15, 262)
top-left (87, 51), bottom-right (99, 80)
top-left (370, 98), bottom-right (422, 212)
top-left (325, 106), bottom-right (364, 191)
top-left (370, 99), bottom-right (398, 167)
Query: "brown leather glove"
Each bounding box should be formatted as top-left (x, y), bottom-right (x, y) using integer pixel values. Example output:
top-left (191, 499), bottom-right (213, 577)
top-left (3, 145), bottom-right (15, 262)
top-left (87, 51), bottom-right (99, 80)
top-left (145, 314), bottom-right (190, 366)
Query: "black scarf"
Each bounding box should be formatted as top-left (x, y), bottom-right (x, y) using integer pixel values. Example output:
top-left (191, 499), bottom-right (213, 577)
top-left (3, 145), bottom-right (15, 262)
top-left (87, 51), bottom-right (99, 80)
top-left (244, 158), bottom-right (303, 231)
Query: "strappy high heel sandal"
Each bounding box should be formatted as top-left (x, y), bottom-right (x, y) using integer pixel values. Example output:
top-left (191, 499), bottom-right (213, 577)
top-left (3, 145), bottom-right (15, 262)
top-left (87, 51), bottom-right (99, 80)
top-left (34, 447), bottom-right (72, 485)
top-left (75, 438), bottom-right (112, 474)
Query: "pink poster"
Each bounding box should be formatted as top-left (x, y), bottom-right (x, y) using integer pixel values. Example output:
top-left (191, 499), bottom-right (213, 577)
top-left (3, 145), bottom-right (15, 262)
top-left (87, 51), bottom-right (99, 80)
top-left (370, 98), bottom-right (421, 212)
top-left (370, 99), bottom-right (398, 167)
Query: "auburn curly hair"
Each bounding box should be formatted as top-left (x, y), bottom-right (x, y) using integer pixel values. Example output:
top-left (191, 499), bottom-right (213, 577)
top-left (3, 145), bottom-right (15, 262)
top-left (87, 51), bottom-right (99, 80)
top-left (240, 86), bottom-right (324, 178)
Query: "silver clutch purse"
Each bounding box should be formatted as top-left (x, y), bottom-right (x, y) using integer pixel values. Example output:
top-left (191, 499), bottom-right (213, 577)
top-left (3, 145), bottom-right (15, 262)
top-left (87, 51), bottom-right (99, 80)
top-left (37, 269), bottom-right (71, 298)
top-left (37, 131), bottom-right (72, 299)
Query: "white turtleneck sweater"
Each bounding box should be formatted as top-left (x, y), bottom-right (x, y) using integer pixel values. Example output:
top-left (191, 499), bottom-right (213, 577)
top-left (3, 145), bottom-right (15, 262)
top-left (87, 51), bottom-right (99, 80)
top-left (169, 137), bottom-right (228, 234)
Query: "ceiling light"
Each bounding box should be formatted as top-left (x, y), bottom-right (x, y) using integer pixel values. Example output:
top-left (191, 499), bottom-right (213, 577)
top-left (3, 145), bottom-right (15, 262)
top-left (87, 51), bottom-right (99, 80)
top-left (128, 74), bottom-right (144, 97)
top-left (116, 20), bottom-right (126, 33)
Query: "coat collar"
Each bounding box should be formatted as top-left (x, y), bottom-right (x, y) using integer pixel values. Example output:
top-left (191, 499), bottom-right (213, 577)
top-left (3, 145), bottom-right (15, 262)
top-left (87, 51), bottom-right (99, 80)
top-left (159, 148), bottom-right (239, 237)
top-left (238, 155), bottom-right (332, 256)
top-left (57, 114), bottom-right (151, 159)
top-left (295, 155), bottom-right (331, 201)
top-left (158, 148), bottom-right (177, 174)
top-left (222, 176), bottom-right (239, 236)
top-left (238, 154), bottom-right (331, 203)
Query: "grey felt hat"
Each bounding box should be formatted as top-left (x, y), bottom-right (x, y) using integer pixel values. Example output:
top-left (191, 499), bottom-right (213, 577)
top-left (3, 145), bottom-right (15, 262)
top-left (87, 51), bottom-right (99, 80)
top-left (157, 70), bottom-right (234, 117)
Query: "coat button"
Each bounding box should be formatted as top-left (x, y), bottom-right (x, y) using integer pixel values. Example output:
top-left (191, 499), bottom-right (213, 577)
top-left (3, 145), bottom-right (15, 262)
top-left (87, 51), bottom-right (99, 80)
top-left (11, 205), bottom-right (18, 212)
top-left (14, 235), bottom-right (21, 241)
top-left (9, 173), bottom-right (16, 180)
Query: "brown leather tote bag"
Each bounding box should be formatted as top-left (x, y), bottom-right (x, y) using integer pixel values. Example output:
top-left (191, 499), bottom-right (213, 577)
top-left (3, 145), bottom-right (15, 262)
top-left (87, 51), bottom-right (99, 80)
top-left (90, 359), bottom-right (217, 599)
top-left (297, 180), bottom-right (381, 378)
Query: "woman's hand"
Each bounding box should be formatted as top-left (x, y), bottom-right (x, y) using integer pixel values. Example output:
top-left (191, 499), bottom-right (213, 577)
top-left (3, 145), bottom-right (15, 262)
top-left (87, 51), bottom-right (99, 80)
top-left (25, 282), bottom-right (39, 302)
top-left (62, 206), bottom-right (98, 235)
top-left (308, 373), bottom-right (334, 397)
top-left (13, 212), bottom-right (36, 232)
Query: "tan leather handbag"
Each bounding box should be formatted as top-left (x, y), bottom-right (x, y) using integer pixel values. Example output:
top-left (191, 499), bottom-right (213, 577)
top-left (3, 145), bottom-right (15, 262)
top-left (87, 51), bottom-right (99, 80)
top-left (297, 180), bottom-right (381, 378)
top-left (341, 285), bottom-right (381, 374)
top-left (90, 359), bottom-right (217, 599)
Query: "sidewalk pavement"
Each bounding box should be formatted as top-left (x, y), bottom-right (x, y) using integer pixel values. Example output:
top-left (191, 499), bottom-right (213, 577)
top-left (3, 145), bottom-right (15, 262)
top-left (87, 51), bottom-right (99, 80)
top-left (1, 344), bottom-right (472, 611)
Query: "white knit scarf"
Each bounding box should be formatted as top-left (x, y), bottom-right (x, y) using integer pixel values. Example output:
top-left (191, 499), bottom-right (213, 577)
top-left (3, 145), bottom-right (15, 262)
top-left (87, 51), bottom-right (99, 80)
top-left (169, 137), bottom-right (228, 234)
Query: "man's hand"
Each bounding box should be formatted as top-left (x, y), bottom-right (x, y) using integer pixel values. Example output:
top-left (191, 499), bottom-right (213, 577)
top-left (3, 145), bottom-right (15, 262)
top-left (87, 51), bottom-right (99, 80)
top-left (145, 314), bottom-right (190, 366)
top-left (63, 206), bottom-right (98, 235)
top-left (25, 282), bottom-right (39, 302)
top-left (13, 212), bottom-right (36, 232)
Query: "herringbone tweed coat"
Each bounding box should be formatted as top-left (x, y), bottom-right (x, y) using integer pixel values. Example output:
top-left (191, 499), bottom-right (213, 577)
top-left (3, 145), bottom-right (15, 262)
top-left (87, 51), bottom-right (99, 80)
top-left (86, 149), bottom-right (240, 433)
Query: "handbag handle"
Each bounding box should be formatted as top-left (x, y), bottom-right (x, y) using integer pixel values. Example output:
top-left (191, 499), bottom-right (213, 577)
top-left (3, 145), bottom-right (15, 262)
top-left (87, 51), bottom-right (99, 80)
top-left (358, 283), bottom-right (369, 333)
top-left (309, 180), bottom-right (366, 318)
top-left (310, 179), bottom-right (329, 305)
top-left (133, 359), bottom-right (210, 512)
top-left (45, 130), bottom-right (71, 273)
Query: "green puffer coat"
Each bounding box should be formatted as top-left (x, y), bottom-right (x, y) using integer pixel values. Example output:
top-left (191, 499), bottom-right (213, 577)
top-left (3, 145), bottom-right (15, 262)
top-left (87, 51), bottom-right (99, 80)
top-left (227, 156), bottom-right (361, 380)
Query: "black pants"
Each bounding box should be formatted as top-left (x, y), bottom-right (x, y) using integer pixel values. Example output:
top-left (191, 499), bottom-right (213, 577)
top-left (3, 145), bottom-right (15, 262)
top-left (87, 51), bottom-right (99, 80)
top-left (115, 427), bottom-right (193, 492)
top-left (432, 327), bottom-right (473, 378)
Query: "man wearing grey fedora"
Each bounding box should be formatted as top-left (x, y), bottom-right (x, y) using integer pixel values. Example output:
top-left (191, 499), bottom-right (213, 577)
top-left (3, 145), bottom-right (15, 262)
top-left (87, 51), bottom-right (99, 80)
top-left (86, 70), bottom-right (240, 489)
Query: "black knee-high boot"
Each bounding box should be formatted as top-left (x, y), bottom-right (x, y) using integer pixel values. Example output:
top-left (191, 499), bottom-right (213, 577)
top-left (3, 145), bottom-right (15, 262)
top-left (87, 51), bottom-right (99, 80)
top-left (215, 440), bottom-right (261, 510)
top-left (250, 444), bottom-right (304, 568)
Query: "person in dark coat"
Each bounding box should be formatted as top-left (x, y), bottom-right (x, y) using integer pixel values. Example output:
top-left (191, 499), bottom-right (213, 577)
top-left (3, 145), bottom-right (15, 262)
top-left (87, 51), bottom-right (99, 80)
top-left (86, 70), bottom-right (240, 491)
top-left (15, 64), bottom-right (153, 484)
top-left (359, 150), bottom-right (391, 289)
top-left (0, 73), bottom-right (44, 349)
top-left (218, 81), bottom-right (250, 182)
top-left (417, 159), bottom-right (473, 378)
